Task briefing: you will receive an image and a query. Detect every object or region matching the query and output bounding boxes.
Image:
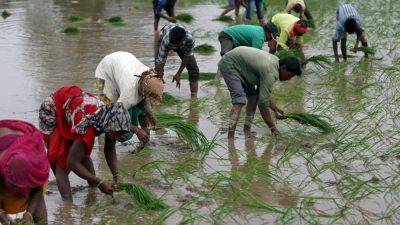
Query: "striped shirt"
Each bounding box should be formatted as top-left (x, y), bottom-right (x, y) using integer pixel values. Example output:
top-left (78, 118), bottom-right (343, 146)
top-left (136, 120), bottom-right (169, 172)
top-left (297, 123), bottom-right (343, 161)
top-left (332, 4), bottom-right (364, 42)
top-left (155, 23), bottom-right (195, 65)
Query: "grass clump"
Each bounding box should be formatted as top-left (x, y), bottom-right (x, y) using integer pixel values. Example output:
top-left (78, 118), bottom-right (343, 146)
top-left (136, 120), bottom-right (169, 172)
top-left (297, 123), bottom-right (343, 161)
top-left (357, 46), bottom-right (376, 54)
top-left (119, 183), bottom-right (167, 210)
top-left (303, 55), bottom-right (332, 67)
top-left (155, 112), bottom-right (209, 150)
top-left (1, 10), bottom-right (12, 19)
top-left (175, 13), bottom-right (194, 23)
top-left (162, 92), bottom-right (182, 105)
top-left (106, 16), bottom-right (125, 26)
top-left (181, 72), bottom-right (215, 80)
top-left (193, 44), bottom-right (216, 54)
top-left (68, 15), bottom-right (85, 22)
top-left (285, 112), bottom-right (334, 132)
top-left (213, 15), bottom-right (234, 22)
top-left (307, 19), bottom-right (315, 28)
top-left (63, 26), bottom-right (79, 34)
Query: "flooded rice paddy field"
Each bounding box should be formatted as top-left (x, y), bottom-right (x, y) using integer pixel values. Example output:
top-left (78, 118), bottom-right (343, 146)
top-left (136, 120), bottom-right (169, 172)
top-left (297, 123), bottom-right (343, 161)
top-left (1, 0), bottom-right (400, 224)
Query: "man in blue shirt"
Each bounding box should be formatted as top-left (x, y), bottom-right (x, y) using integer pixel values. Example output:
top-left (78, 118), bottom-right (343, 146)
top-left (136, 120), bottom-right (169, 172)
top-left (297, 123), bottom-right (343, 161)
top-left (153, 0), bottom-right (177, 31)
top-left (332, 4), bottom-right (368, 62)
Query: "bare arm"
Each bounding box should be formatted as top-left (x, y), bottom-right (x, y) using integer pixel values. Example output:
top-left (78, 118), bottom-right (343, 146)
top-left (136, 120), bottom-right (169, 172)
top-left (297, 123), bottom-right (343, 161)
top-left (259, 106), bottom-right (278, 134)
top-left (173, 55), bottom-right (190, 88)
top-left (269, 99), bottom-right (285, 118)
top-left (104, 136), bottom-right (118, 179)
top-left (155, 63), bottom-right (165, 76)
top-left (332, 40), bottom-right (340, 62)
top-left (340, 38), bottom-right (347, 61)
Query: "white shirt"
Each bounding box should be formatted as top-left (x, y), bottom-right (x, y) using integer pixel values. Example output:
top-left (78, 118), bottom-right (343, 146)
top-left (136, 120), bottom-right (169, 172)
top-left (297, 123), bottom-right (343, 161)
top-left (95, 51), bottom-right (150, 109)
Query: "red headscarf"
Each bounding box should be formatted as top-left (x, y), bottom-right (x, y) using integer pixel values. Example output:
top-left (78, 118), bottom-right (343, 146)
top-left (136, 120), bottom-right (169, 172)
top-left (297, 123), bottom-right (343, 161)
top-left (0, 120), bottom-right (49, 197)
top-left (291, 20), bottom-right (308, 37)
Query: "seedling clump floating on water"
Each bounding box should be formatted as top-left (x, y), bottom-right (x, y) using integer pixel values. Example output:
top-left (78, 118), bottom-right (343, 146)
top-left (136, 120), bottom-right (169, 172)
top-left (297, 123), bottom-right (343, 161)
top-left (1, 10), bottom-right (12, 19)
top-left (214, 15), bottom-right (234, 22)
top-left (285, 112), bottom-right (334, 132)
top-left (193, 44), bottom-right (216, 54)
top-left (175, 13), bottom-right (194, 23)
top-left (303, 55), bottom-right (332, 67)
top-left (68, 15), bottom-right (85, 22)
top-left (181, 72), bottom-right (215, 80)
top-left (119, 183), bottom-right (167, 210)
top-left (63, 26), bottom-right (79, 34)
top-left (106, 16), bottom-right (125, 26)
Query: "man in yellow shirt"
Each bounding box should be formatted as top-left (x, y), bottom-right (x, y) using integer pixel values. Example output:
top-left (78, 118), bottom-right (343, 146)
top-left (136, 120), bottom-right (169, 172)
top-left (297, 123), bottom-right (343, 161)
top-left (269, 13), bottom-right (308, 53)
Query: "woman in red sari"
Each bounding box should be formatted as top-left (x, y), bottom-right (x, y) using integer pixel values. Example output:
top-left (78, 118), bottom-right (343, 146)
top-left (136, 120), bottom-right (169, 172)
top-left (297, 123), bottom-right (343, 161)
top-left (0, 120), bottom-right (49, 225)
top-left (39, 85), bottom-right (131, 201)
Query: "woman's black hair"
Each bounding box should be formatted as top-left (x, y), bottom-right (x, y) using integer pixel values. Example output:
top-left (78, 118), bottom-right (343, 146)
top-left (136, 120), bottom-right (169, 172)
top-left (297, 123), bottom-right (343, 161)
top-left (169, 26), bottom-right (187, 44)
top-left (279, 56), bottom-right (302, 76)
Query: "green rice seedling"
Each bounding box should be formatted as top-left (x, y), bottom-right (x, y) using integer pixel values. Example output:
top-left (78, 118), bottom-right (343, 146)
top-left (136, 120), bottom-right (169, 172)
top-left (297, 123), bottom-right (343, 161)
top-left (119, 183), bottom-right (167, 210)
top-left (303, 55), bottom-right (332, 68)
top-left (357, 46), bottom-right (376, 54)
top-left (68, 15), bottom-right (85, 22)
top-left (155, 111), bottom-right (209, 151)
top-left (193, 44), bottom-right (216, 54)
top-left (162, 92), bottom-right (182, 105)
top-left (213, 15), bottom-right (234, 22)
top-left (1, 10), bottom-right (12, 19)
top-left (307, 19), bottom-right (316, 28)
top-left (285, 112), bottom-right (334, 132)
top-left (106, 16), bottom-right (125, 26)
top-left (175, 13), bottom-right (194, 23)
top-left (181, 72), bottom-right (215, 80)
top-left (63, 26), bottom-right (79, 34)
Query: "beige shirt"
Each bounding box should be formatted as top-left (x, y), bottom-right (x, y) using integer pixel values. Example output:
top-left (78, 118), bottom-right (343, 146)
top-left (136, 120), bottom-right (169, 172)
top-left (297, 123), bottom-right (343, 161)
top-left (285, 0), bottom-right (306, 18)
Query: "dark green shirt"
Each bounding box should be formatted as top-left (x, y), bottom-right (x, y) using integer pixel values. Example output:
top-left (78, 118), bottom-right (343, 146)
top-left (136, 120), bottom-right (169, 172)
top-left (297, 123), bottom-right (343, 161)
top-left (223, 25), bottom-right (266, 49)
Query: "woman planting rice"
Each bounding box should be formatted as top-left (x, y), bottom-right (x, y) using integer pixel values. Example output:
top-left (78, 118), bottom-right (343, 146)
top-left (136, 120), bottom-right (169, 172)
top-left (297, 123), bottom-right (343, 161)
top-left (39, 85), bottom-right (131, 201)
top-left (0, 120), bottom-right (49, 224)
top-left (95, 51), bottom-right (164, 150)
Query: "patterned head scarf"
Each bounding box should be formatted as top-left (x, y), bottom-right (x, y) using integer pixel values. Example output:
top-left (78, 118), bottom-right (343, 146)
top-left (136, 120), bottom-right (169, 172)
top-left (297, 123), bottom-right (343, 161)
top-left (139, 69), bottom-right (164, 106)
top-left (75, 102), bottom-right (131, 141)
top-left (291, 20), bottom-right (308, 37)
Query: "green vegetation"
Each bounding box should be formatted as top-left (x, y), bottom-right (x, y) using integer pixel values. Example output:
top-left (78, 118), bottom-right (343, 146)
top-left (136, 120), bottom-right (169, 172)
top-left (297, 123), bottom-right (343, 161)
top-left (68, 15), bottom-right (85, 22)
top-left (357, 46), bottom-right (376, 54)
top-left (155, 112), bottom-right (209, 151)
top-left (106, 16), bottom-right (125, 26)
top-left (63, 26), bottom-right (79, 34)
top-left (285, 112), bottom-right (334, 132)
top-left (181, 72), bottom-right (215, 80)
top-left (193, 44), bottom-right (216, 54)
top-left (304, 55), bottom-right (332, 67)
top-left (274, 48), bottom-right (301, 59)
top-left (307, 19), bottom-right (315, 28)
top-left (175, 13), bottom-right (194, 23)
top-left (119, 183), bottom-right (166, 210)
top-left (1, 10), bottom-right (12, 19)
top-left (161, 92), bottom-right (182, 105)
top-left (213, 15), bottom-right (233, 22)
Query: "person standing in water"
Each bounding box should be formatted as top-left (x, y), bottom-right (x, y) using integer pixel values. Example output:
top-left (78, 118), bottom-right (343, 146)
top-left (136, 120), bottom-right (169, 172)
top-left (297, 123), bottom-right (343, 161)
top-left (332, 4), bottom-right (368, 62)
top-left (218, 47), bottom-right (302, 138)
top-left (155, 23), bottom-right (200, 97)
top-left (153, 0), bottom-right (177, 31)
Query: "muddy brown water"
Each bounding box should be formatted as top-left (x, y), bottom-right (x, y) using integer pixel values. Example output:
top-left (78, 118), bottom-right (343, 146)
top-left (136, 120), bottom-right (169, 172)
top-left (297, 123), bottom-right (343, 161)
top-left (1, 0), bottom-right (400, 224)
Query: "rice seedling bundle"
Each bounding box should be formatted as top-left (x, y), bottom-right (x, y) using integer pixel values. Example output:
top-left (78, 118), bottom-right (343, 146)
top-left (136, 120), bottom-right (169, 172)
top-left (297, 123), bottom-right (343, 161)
top-left (1, 10), bottom-right (12, 19)
top-left (285, 112), bottom-right (334, 132)
top-left (214, 15), bottom-right (233, 22)
top-left (175, 13), bottom-right (194, 23)
top-left (357, 46), bottom-right (376, 54)
top-left (181, 72), bottom-right (215, 80)
top-left (119, 183), bottom-right (166, 210)
top-left (162, 92), bottom-right (182, 105)
top-left (193, 44), bottom-right (216, 54)
top-left (307, 19), bottom-right (315, 28)
top-left (304, 55), bottom-right (332, 67)
top-left (68, 15), bottom-right (85, 22)
top-left (107, 16), bottom-right (125, 26)
top-left (155, 112), bottom-right (209, 150)
top-left (63, 26), bottom-right (79, 34)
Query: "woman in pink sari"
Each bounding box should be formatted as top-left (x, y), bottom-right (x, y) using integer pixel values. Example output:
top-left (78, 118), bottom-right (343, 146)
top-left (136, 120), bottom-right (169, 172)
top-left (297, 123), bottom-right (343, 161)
top-left (0, 120), bottom-right (49, 225)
